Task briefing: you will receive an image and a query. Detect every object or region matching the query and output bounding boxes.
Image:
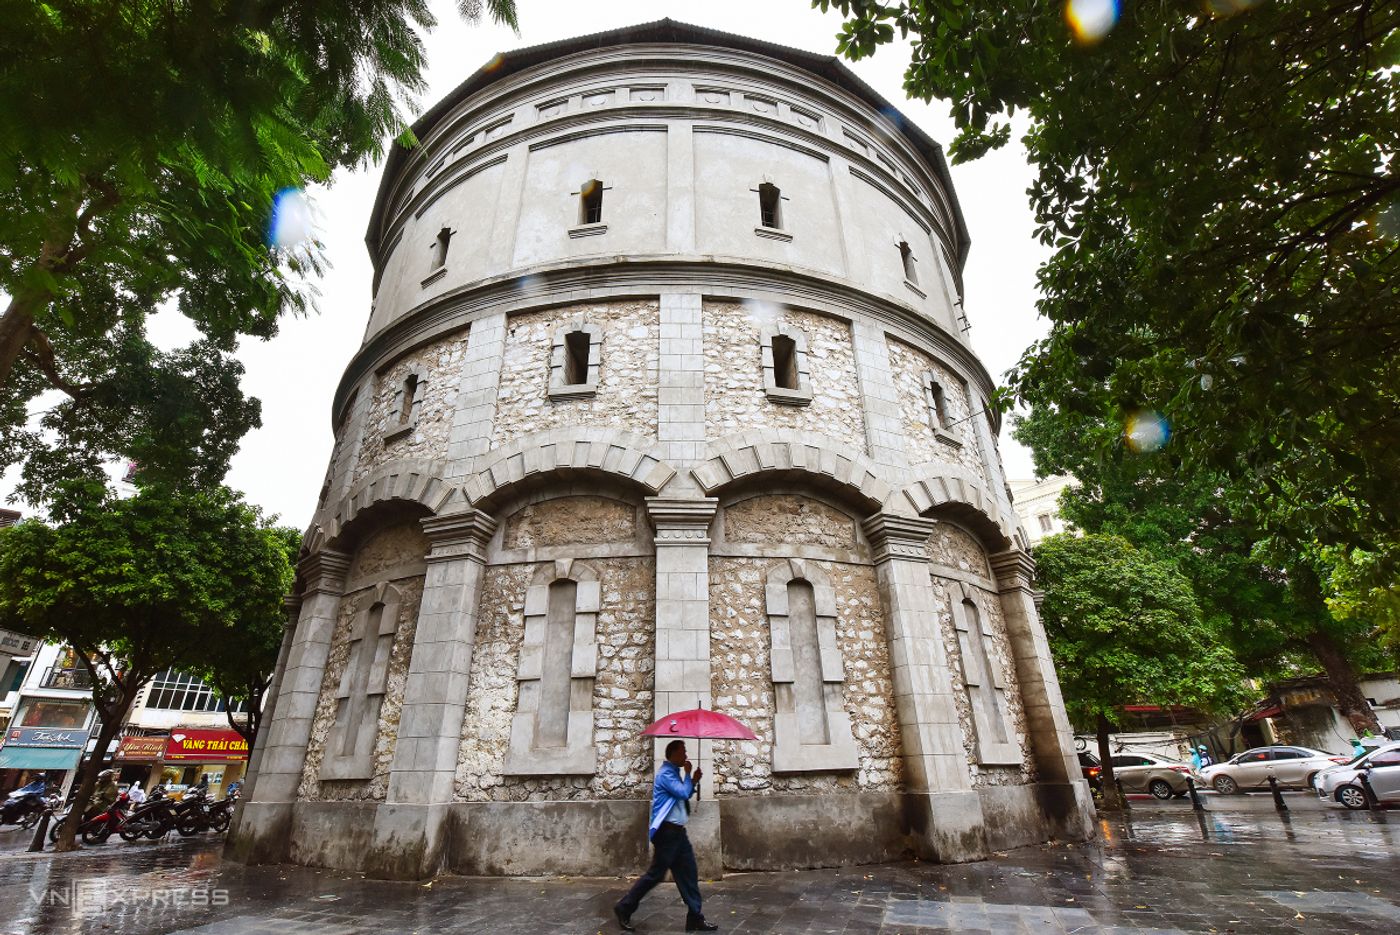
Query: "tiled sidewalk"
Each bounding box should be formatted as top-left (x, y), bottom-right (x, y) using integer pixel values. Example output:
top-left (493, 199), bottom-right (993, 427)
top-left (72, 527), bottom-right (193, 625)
top-left (2, 796), bottom-right (1398, 934)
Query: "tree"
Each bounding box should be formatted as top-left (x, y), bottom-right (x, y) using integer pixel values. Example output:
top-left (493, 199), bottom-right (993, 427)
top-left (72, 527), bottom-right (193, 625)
top-left (0, 482), bottom-right (293, 851)
top-left (820, 0), bottom-right (1399, 586)
top-left (1015, 403), bottom-right (1390, 733)
top-left (0, 0), bottom-right (518, 502)
top-left (192, 525), bottom-right (303, 751)
top-left (1033, 533), bottom-right (1246, 807)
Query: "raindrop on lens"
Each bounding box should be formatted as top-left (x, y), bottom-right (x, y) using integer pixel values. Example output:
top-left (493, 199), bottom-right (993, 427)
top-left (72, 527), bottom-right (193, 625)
top-left (268, 187), bottom-right (313, 248)
top-left (1124, 410), bottom-right (1170, 453)
top-left (1065, 0), bottom-right (1120, 43)
top-left (1199, 374), bottom-right (1214, 391)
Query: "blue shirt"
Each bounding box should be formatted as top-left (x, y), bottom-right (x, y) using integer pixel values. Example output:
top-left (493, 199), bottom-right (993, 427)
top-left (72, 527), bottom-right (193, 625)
top-left (647, 761), bottom-right (694, 840)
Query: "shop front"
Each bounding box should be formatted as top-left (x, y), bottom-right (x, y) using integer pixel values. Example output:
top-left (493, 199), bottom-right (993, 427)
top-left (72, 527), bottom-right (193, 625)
top-left (0, 723), bottom-right (91, 795)
top-left (158, 728), bottom-right (249, 795)
top-left (113, 735), bottom-right (168, 791)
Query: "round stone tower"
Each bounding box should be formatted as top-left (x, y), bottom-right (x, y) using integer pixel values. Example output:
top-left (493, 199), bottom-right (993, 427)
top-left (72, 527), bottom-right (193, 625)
top-left (229, 19), bottom-right (1094, 880)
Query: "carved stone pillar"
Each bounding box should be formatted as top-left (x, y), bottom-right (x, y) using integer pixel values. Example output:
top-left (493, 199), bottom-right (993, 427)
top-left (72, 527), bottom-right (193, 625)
top-left (989, 549), bottom-right (1094, 841)
top-left (645, 497), bottom-right (721, 877)
top-left (366, 509), bottom-right (498, 879)
top-left (862, 514), bottom-right (988, 862)
top-left (228, 549), bottom-right (349, 864)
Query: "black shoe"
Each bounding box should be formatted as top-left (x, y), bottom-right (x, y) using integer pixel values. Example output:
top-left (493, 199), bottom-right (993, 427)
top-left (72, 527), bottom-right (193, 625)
top-left (685, 918), bottom-right (718, 932)
top-left (614, 905), bottom-right (635, 931)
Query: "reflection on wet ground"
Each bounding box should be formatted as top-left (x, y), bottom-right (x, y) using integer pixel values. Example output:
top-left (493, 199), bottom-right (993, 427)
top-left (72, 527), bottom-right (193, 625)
top-left (1, 795), bottom-right (1397, 933)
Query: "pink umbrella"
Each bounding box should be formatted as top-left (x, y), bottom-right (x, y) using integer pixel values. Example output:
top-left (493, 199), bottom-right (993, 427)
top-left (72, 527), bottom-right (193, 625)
top-left (640, 706), bottom-right (756, 801)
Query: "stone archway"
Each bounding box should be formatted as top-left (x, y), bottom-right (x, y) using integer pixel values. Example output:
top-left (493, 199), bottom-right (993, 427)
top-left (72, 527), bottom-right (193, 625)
top-left (464, 429), bottom-right (676, 513)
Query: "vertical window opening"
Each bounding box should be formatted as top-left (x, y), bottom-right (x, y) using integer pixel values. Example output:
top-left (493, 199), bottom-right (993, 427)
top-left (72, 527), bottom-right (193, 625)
top-left (563, 330), bottom-right (591, 385)
top-left (537, 579), bottom-right (579, 749)
top-left (399, 374), bottom-right (419, 424)
top-left (432, 228), bottom-right (452, 269)
top-left (772, 334), bottom-right (799, 390)
top-left (758, 182), bottom-right (782, 229)
top-left (929, 377), bottom-right (949, 430)
top-left (964, 599), bottom-right (1009, 745)
top-left (580, 179), bottom-right (604, 224)
top-left (899, 240), bottom-right (918, 284)
top-left (787, 579), bottom-right (830, 746)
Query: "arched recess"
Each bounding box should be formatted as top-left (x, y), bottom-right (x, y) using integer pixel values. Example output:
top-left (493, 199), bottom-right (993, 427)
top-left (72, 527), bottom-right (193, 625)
top-left (305, 459), bottom-right (458, 554)
top-left (692, 431), bottom-right (892, 513)
top-left (898, 472), bottom-right (1015, 553)
top-left (464, 429), bottom-right (676, 514)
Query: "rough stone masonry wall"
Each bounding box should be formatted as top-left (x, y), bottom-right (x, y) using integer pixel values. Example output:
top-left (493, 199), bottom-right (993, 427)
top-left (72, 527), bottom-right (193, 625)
top-left (703, 302), bottom-right (867, 448)
top-left (352, 331), bottom-right (470, 485)
top-left (886, 337), bottom-right (987, 484)
top-left (709, 552), bottom-right (902, 796)
top-left (298, 518), bottom-right (430, 801)
top-left (927, 523), bottom-right (1034, 786)
top-left (454, 555), bottom-right (656, 801)
top-left (492, 300), bottom-right (660, 448)
top-left (503, 496), bottom-right (637, 550)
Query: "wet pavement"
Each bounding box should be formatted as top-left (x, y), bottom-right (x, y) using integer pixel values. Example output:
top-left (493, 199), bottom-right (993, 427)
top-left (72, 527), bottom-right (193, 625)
top-left (2, 793), bottom-right (1398, 934)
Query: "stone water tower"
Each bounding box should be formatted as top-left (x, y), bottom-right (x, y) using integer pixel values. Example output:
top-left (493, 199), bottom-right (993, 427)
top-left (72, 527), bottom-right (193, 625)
top-left (228, 20), bottom-right (1094, 880)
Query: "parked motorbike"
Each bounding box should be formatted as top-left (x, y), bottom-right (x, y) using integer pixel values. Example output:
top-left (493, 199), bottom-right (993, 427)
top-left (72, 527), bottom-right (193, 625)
top-left (117, 786), bottom-right (180, 841)
top-left (206, 786), bottom-right (240, 834)
top-left (75, 793), bottom-right (130, 844)
top-left (1, 781), bottom-right (55, 830)
top-left (184, 786), bottom-right (239, 835)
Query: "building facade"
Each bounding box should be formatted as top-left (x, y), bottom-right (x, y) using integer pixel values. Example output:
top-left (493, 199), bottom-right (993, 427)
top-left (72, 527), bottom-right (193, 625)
top-left (229, 20), bottom-right (1093, 880)
top-left (1009, 475), bottom-right (1076, 546)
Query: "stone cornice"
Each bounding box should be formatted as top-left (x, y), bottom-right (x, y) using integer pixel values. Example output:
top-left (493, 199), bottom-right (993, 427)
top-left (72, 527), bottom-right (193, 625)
top-left (646, 497), bottom-right (718, 545)
top-left (298, 550), bottom-right (351, 596)
top-left (989, 549), bottom-right (1037, 591)
top-left (421, 510), bottom-right (499, 564)
top-left (861, 514), bottom-right (935, 563)
top-left (333, 259), bottom-right (998, 432)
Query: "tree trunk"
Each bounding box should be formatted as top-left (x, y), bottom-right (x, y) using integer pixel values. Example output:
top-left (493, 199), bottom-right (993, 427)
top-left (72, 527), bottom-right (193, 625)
top-left (51, 711), bottom-right (124, 852)
top-left (1306, 628), bottom-right (1382, 735)
top-left (1096, 712), bottom-right (1123, 811)
top-left (0, 294), bottom-right (38, 392)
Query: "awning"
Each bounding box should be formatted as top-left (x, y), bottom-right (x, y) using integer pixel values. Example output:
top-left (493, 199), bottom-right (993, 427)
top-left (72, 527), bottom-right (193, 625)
top-left (0, 746), bottom-right (82, 771)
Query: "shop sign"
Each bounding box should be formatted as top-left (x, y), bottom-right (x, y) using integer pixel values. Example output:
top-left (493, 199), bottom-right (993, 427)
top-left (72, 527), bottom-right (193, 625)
top-left (3, 726), bottom-right (90, 748)
top-left (115, 736), bottom-right (168, 761)
top-left (164, 729), bottom-right (249, 761)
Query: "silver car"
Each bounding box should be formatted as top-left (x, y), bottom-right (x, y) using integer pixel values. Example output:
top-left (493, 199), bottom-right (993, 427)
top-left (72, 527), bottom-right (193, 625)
top-left (1107, 753), bottom-right (1196, 799)
top-left (1199, 745), bottom-right (1349, 794)
top-left (1315, 741), bottom-right (1400, 809)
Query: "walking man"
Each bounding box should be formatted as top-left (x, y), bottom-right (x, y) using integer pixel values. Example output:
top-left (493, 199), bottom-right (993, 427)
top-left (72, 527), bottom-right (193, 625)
top-left (614, 740), bottom-right (718, 931)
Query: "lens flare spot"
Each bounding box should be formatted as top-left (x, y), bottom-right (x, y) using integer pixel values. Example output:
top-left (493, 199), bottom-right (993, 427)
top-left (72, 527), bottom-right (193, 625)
top-left (1124, 410), bottom-right (1170, 453)
top-left (741, 298), bottom-right (781, 331)
top-left (1199, 374), bottom-right (1215, 391)
top-left (1065, 0), bottom-right (1119, 43)
top-left (482, 53), bottom-right (505, 73)
top-left (268, 187), bottom-right (313, 249)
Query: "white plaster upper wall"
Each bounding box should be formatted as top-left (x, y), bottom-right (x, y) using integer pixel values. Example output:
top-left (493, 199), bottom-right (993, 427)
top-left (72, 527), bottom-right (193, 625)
top-left (848, 173), bottom-right (959, 334)
top-left (691, 131), bottom-right (845, 277)
top-left (512, 130), bottom-right (669, 268)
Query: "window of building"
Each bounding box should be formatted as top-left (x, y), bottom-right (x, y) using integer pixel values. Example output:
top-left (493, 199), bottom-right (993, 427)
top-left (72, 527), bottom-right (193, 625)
top-left (758, 182), bottom-right (782, 229)
top-left (1038, 514), bottom-right (1054, 533)
top-left (144, 670), bottom-right (248, 713)
top-left (18, 698), bottom-right (89, 729)
top-left (899, 239), bottom-right (919, 285)
top-left (580, 179), bottom-right (603, 225)
top-left (549, 322), bottom-right (602, 399)
top-left (431, 227), bottom-right (453, 269)
top-left (922, 372), bottom-right (959, 445)
top-left (385, 370), bottom-right (425, 442)
top-left (760, 327), bottom-right (812, 406)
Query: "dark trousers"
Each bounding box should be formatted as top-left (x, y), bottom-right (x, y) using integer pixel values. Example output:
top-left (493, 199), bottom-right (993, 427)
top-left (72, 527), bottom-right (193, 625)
top-left (616, 822), bottom-right (703, 919)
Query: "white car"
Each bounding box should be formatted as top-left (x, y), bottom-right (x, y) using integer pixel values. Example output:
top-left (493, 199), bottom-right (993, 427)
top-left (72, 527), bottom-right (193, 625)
top-left (1199, 745), bottom-right (1350, 794)
top-left (1315, 741), bottom-right (1400, 809)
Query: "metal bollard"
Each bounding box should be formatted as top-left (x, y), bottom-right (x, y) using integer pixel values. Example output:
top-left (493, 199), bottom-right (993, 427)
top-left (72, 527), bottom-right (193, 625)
top-left (28, 812), bottom-right (50, 852)
top-left (1268, 775), bottom-right (1288, 811)
top-left (1186, 775), bottom-right (1205, 812)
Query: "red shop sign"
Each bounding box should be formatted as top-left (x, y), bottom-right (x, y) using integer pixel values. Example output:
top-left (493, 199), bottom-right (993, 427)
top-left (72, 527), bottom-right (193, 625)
top-left (163, 729), bottom-right (249, 762)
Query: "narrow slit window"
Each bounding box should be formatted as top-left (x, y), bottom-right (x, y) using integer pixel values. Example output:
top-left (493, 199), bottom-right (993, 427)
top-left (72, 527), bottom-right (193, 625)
top-left (432, 228), bottom-right (453, 269)
top-left (580, 179), bottom-right (604, 225)
top-left (899, 240), bottom-right (918, 284)
top-left (758, 183), bottom-right (782, 229)
top-left (772, 334), bottom-right (799, 390)
top-left (563, 330), bottom-right (591, 385)
top-left (399, 374), bottom-right (419, 425)
top-left (928, 376), bottom-right (949, 430)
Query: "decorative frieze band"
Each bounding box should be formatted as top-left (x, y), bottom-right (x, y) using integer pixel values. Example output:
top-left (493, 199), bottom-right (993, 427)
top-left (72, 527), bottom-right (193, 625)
top-left (861, 514), bottom-right (935, 563)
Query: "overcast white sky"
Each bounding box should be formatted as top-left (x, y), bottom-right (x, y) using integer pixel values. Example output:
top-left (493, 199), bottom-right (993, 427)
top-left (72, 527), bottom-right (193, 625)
top-left (19, 0), bottom-right (1052, 529)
